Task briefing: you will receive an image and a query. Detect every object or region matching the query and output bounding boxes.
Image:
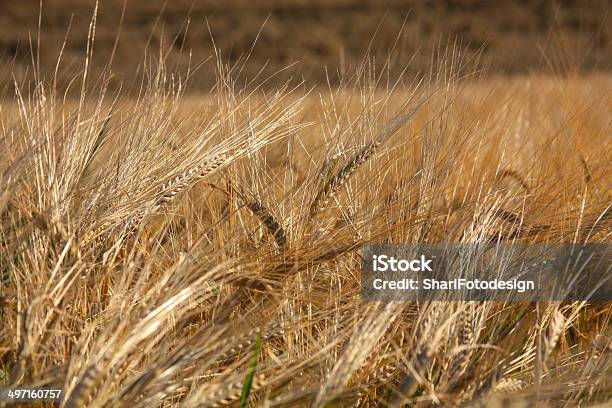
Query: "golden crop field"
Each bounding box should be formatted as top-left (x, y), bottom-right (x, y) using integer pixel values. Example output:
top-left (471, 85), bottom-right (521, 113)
top-left (0, 2), bottom-right (610, 407)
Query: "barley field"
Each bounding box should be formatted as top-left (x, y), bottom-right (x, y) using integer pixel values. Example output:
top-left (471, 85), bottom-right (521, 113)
top-left (0, 9), bottom-right (611, 408)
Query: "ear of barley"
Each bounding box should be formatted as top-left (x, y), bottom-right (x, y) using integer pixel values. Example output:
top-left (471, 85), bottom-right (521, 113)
top-left (217, 323), bottom-right (285, 363)
top-left (245, 199), bottom-right (288, 249)
top-left (469, 365), bottom-right (504, 404)
top-left (64, 361), bottom-right (106, 408)
top-left (543, 308), bottom-right (566, 364)
top-left (81, 154), bottom-right (229, 245)
top-left (452, 303), bottom-right (474, 375)
top-left (579, 155), bottom-right (592, 184)
top-left (229, 185), bottom-right (288, 250)
top-left (156, 153), bottom-right (229, 206)
top-left (390, 303), bottom-right (441, 407)
top-left (389, 347), bottom-right (431, 408)
top-left (494, 169), bottom-right (530, 193)
top-left (494, 378), bottom-right (523, 394)
top-left (308, 103), bottom-right (423, 220)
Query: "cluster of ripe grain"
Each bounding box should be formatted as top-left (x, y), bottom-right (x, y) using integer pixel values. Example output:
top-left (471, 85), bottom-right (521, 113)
top-left (0, 55), bottom-right (610, 408)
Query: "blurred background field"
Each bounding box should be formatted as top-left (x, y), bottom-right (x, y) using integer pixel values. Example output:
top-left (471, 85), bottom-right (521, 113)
top-left (0, 0), bottom-right (610, 92)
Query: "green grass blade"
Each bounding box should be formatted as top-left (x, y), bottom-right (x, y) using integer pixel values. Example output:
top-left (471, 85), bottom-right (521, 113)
top-left (239, 328), bottom-right (263, 408)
